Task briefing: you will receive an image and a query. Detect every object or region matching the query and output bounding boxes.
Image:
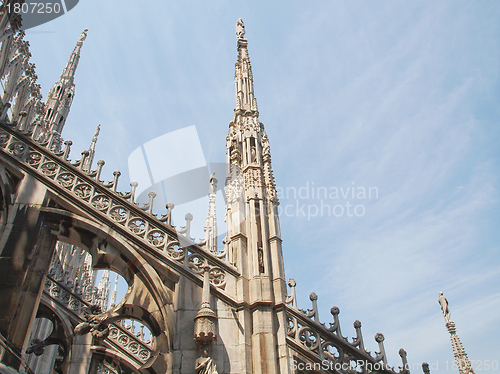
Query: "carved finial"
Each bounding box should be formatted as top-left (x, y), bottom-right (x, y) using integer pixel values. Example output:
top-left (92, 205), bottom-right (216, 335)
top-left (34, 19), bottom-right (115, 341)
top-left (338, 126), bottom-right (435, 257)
top-left (327, 306), bottom-right (344, 338)
top-left (146, 191), bottom-right (156, 214)
top-left (112, 170), bottom-right (121, 192)
top-left (236, 18), bottom-right (245, 39)
top-left (374, 333), bottom-right (388, 364)
top-left (62, 140), bottom-right (72, 160)
top-left (285, 279), bottom-right (297, 309)
top-left (399, 349), bottom-right (409, 374)
top-left (163, 202), bottom-right (174, 226)
top-left (95, 160), bottom-right (105, 181)
top-left (352, 320), bottom-right (366, 352)
top-left (129, 181), bottom-right (138, 203)
top-left (308, 293), bottom-right (319, 322)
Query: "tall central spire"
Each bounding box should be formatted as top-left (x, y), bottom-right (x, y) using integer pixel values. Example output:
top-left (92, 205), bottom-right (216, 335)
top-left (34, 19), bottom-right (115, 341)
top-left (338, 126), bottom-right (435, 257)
top-left (224, 19), bottom-right (287, 373)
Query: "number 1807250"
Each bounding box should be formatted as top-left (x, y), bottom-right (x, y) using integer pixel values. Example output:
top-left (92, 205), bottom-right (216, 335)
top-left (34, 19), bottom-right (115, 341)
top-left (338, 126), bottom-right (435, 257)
top-left (5, 2), bottom-right (63, 14)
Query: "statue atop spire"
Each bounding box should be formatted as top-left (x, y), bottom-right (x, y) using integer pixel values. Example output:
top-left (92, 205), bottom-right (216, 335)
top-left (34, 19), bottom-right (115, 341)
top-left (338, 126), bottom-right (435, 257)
top-left (438, 292), bottom-right (475, 374)
top-left (79, 29), bottom-right (88, 43)
top-left (234, 18), bottom-right (257, 113)
top-left (438, 291), bottom-right (451, 323)
top-left (236, 18), bottom-right (245, 39)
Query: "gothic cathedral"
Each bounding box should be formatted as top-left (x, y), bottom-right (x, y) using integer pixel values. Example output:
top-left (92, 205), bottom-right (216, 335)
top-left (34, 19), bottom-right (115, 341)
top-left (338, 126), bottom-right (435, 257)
top-left (0, 7), bottom-right (415, 374)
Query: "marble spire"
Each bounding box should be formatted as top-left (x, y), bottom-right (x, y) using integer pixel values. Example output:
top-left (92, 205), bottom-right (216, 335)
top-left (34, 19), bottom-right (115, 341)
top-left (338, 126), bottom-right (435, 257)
top-left (43, 29), bottom-right (87, 134)
top-left (438, 292), bottom-right (475, 374)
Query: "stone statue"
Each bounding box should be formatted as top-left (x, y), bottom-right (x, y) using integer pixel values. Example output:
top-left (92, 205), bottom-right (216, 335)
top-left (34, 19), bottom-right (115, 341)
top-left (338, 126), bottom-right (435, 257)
top-left (79, 29), bottom-right (88, 42)
top-left (209, 172), bottom-right (217, 194)
top-left (251, 145), bottom-right (257, 163)
top-left (258, 246), bottom-right (264, 273)
top-left (236, 18), bottom-right (245, 39)
top-left (438, 292), bottom-right (451, 323)
top-left (195, 349), bottom-right (218, 374)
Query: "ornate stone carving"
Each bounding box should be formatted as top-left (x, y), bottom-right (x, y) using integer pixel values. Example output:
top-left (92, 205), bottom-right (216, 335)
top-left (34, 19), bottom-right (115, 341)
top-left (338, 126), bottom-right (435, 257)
top-left (194, 267), bottom-right (218, 344)
top-left (0, 121), bottom-right (235, 288)
top-left (285, 279), bottom-right (410, 374)
top-left (74, 304), bottom-right (110, 340)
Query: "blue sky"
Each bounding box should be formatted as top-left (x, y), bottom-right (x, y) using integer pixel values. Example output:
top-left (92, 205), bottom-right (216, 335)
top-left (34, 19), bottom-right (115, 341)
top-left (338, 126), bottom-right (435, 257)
top-left (24, 1), bottom-right (500, 371)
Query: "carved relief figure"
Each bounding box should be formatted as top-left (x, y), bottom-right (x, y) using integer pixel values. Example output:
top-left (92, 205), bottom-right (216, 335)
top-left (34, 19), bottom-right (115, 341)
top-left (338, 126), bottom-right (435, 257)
top-left (195, 349), bottom-right (218, 374)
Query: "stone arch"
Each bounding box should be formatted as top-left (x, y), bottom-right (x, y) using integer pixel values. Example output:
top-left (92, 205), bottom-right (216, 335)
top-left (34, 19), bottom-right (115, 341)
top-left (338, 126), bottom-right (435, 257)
top-left (24, 301), bottom-right (74, 374)
top-left (43, 207), bottom-right (177, 372)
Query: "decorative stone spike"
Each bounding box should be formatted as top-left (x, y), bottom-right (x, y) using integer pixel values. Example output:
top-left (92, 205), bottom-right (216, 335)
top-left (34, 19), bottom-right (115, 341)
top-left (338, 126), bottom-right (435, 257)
top-left (62, 140), bottom-right (72, 160)
top-left (79, 150), bottom-right (89, 170)
top-left (166, 202), bottom-right (174, 226)
top-left (129, 181), bottom-right (138, 204)
top-left (177, 213), bottom-right (195, 247)
top-left (286, 279), bottom-right (297, 308)
top-left (309, 292), bottom-right (319, 322)
top-left (146, 191), bottom-right (156, 214)
top-left (159, 202), bottom-right (175, 226)
top-left (95, 160), bottom-right (105, 181)
top-left (112, 170), bottom-right (121, 192)
top-left (327, 306), bottom-right (344, 338)
top-left (352, 320), bottom-right (365, 351)
top-left (399, 348), bottom-right (409, 374)
top-left (374, 332), bottom-right (387, 364)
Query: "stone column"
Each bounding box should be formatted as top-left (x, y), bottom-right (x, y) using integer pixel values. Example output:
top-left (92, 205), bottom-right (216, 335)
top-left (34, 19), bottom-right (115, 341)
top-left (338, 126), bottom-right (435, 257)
top-left (0, 175), bottom-right (57, 370)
